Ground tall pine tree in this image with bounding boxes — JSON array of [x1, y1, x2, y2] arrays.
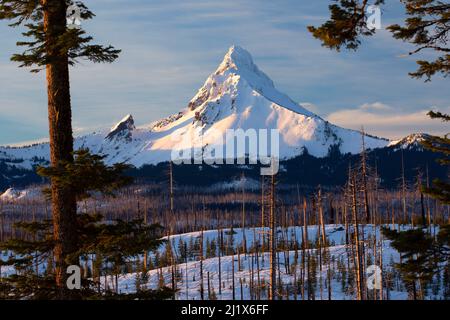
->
[[421, 111, 450, 204], [0, 0, 120, 298], [0, 149, 174, 300]]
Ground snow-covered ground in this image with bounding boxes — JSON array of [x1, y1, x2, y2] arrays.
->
[[112, 225, 444, 300], [117, 244, 407, 300], [0, 225, 443, 300], [1, 224, 445, 300]]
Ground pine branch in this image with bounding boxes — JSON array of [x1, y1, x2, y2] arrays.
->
[[1, 0, 121, 72], [310, 0, 449, 80], [307, 1, 385, 51], [428, 110, 450, 122]]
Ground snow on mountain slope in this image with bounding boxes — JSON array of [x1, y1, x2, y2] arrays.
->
[[105, 114, 135, 142], [0, 45, 389, 170], [387, 133, 431, 151], [0, 187, 42, 202]]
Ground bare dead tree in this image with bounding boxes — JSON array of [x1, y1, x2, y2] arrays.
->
[[361, 128, 371, 223], [269, 174, 277, 300], [350, 171, 364, 300], [169, 161, 174, 213], [416, 170, 427, 227], [200, 229, 204, 300], [302, 197, 308, 300], [232, 248, 236, 300], [242, 173, 247, 256], [401, 149, 408, 225]]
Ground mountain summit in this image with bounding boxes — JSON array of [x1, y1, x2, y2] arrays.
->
[[148, 45, 387, 162], [0, 46, 389, 169], [106, 114, 135, 142], [188, 45, 315, 118]]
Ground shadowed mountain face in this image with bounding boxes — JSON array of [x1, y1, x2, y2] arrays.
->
[[105, 114, 135, 142], [125, 140, 445, 189]]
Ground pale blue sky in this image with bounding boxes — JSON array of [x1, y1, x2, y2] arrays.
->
[[0, 0, 448, 144]]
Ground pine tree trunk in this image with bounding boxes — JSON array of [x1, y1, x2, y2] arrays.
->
[[218, 228, 222, 296], [250, 245, 254, 300], [237, 246, 241, 271], [43, 0, 78, 299], [207, 271, 211, 300], [232, 251, 236, 300], [426, 165, 432, 229], [169, 161, 174, 213], [361, 130, 371, 223], [200, 229, 205, 300], [141, 201, 148, 272], [185, 243, 189, 299], [256, 231, 261, 300], [261, 177, 265, 257], [351, 174, 364, 300], [242, 174, 247, 255], [344, 205, 349, 245], [302, 197, 308, 300], [269, 174, 277, 300], [318, 189, 326, 247], [412, 280, 417, 300], [418, 173, 427, 226], [401, 150, 407, 225], [379, 228, 384, 300]]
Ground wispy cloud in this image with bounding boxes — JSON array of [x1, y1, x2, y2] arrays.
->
[[326, 103, 450, 140]]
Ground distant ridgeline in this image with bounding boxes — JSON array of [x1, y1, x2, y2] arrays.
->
[[0, 160, 42, 191], [128, 146, 445, 188], [0, 143, 446, 192], [0, 147, 444, 193]]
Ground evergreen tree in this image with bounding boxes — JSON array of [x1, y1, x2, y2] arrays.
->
[[178, 239, 187, 263], [443, 264, 450, 299], [421, 111, 450, 204], [383, 111, 450, 299], [309, 0, 449, 80], [0, 0, 120, 298], [0, 149, 173, 300], [381, 228, 437, 299]]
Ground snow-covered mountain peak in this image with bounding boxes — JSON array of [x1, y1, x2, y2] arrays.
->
[[0, 46, 391, 171], [188, 45, 315, 118], [110, 114, 134, 132], [214, 45, 275, 90], [106, 114, 135, 142], [151, 46, 389, 160], [388, 133, 430, 150], [217, 45, 253, 71]]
